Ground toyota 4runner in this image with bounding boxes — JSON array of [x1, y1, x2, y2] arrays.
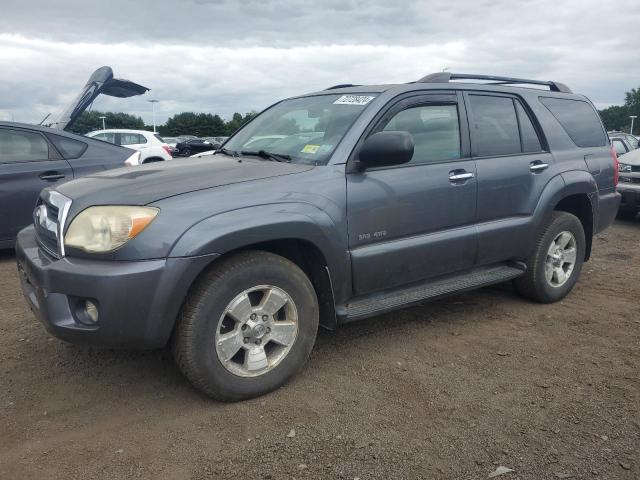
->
[[16, 73, 620, 400]]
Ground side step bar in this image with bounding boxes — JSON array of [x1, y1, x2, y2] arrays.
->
[[341, 264, 525, 322]]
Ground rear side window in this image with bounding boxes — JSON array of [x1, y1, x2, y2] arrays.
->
[[468, 95, 521, 156], [0, 129, 49, 163], [381, 104, 461, 164], [612, 138, 628, 156], [119, 133, 147, 145], [48, 134, 87, 159], [539, 97, 606, 147], [154, 134, 165, 143]]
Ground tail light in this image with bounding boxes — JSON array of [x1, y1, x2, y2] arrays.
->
[[162, 145, 173, 158], [611, 145, 619, 187]]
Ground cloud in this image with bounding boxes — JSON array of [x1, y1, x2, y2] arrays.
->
[[1, 0, 639, 124]]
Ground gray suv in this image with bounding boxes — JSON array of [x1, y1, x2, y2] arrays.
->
[[16, 73, 620, 401]]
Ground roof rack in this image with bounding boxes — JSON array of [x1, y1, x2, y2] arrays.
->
[[325, 83, 359, 90], [417, 72, 572, 93]]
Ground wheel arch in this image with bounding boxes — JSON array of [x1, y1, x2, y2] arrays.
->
[[553, 193, 594, 261]]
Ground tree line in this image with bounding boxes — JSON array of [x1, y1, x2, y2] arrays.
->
[[598, 86, 640, 134], [68, 110, 257, 137]]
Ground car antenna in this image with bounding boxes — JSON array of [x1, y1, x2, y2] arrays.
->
[[38, 113, 51, 126]]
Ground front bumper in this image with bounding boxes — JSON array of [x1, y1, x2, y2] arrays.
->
[[16, 226, 218, 348], [616, 181, 640, 212]]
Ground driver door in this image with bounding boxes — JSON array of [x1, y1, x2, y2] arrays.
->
[[346, 93, 478, 295]]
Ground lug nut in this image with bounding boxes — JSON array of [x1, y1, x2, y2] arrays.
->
[[242, 324, 248, 331], [267, 327, 271, 333], [262, 315, 268, 321], [250, 313, 257, 320], [243, 337, 249, 344], [255, 339, 261, 345]]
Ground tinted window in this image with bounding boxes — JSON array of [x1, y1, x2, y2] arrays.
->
[[0, 129, 49, 163], [515, 101, 543, 152], [469, 95, 521, 156], [120, 133, 146, 145], [381, 105, 461, 164], [92, 132, 116, 144], [154, 134, 165, 143], [48, 134, 87, 159], [612, 139, 628, 156], [540, 97, 606, 147]]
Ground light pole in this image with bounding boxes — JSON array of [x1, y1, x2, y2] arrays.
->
[[99, 116, 106, 130], [148, 100, 159, 133], [630, 115, 637, 135]]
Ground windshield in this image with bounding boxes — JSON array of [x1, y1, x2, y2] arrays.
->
[[223, 93, 377, 164]]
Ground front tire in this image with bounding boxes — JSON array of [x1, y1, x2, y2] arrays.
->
[[173, 251, 319, 401], [515, 211, 585, 303]]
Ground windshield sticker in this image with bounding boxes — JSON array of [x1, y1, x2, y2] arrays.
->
[[333, 95, 375, 106], [301, 144, 320, 154], [318, 144, 333, 154]]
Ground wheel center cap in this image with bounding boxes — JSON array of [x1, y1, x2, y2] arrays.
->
[[252, 323, 267, 339]]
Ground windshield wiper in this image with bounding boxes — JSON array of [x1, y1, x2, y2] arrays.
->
[[240, 150, 292, 162], [215, 147, 237, 157]]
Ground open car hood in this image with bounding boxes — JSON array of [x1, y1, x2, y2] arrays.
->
[[48, 66, 149, 131]]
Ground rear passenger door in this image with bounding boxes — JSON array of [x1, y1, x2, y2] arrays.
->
[[465, 92, 555, 265], [0, 127, 73, 243], [347, 93, 477, 295], [118, 133, 146, 150]]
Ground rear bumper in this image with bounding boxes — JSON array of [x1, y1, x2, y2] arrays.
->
[[595, 190, 621, 233], [16, 226, 218, 348], [616, 182, 640, 212]]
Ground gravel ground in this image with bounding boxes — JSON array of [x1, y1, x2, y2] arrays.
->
[[1, 220, 639, 480]]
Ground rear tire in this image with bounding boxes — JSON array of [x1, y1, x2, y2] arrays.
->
[[173, 251, 319, 401], [515, 211, 585, 303]]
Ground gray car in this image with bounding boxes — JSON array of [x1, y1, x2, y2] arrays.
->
[[616, 147, 640, 218], [16, 72, 620, 401]]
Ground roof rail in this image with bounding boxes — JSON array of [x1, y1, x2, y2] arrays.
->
[[417, 72, 572, 93], [325, 83, 359, 90]]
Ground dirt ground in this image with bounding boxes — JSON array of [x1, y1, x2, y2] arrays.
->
[[1, 220, 638, 480]]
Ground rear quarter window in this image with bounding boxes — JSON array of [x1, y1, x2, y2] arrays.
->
[[48, 134, 87, 159], [539, 97, 606, 148]]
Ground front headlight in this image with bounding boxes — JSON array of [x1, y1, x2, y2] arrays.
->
[[64, 206, 159, 253], [619, 163, 632, 173]]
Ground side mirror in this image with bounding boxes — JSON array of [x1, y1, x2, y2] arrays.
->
[[356, 131, 414, 170]]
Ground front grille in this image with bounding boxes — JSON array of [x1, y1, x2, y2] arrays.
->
[[33, 191, 72, 259]]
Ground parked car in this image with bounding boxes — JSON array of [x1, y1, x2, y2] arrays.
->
[[608, 131, 638, 149], [610, 135, 634, 157], [0, 66, 147, 249], [17, 72, 620, 401], [0, 122, 140, 249], [616, 147, 640, 219], [174, 138, 215, 156], [86, 129, 172, 163]]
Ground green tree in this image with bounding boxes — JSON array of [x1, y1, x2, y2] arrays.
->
[[599, 86, 640, 133], [67, 110, 146, 134], [160, 112, 228, 136]]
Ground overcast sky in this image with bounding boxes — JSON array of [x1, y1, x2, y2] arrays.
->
[[1, 0, 639, 125]]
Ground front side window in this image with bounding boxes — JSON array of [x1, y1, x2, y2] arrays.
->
[[0, 129, 49, 163], [380, 104, 461, 164], [224, 93, 378, 165], [92, 132, 116, 144], [468, 95, 521, 156]]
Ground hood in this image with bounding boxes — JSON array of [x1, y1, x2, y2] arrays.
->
[[49, 66, 149, 131], [54, 156, 315, 211], [619, 148, 640, 166]]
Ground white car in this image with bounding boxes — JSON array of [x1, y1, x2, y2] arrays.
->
[[86, 129, 173, 164]]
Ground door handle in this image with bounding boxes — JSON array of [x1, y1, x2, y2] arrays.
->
[[529, 161, 549, 173], [449, 171, 474, 182], [39, 172, 65, 181]]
